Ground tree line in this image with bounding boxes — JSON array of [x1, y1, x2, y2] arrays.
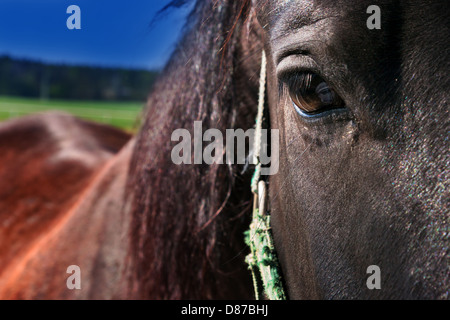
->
[[0, 55, 159, 101]]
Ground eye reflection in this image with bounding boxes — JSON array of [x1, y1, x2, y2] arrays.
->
[[287, 73, 345, 117], [315, 82, 334, 105]]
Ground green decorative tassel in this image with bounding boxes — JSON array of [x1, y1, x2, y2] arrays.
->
[[245, 208, 286, 300]]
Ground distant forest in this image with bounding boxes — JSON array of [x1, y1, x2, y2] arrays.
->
[[0, 56, 159, 101]]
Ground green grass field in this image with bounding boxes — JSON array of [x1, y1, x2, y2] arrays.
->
[[0, 96, 144, 131]]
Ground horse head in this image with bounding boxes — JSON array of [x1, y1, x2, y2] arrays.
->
[[253, 0, 448, 299], [129, 0, 448, 299]]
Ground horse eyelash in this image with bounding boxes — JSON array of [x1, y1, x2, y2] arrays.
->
[[278, 72, 313, 99]]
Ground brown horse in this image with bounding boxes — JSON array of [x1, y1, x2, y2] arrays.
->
[[0, 112, 132, 298], [0, 0, 448, 299]]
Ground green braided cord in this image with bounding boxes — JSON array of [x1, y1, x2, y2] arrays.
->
[[245, 208, 287, 300], [246, 255, 261, 300], [246, 49, 286, 300]]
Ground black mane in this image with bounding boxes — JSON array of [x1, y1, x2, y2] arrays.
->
[[127, 0, 261, 299]]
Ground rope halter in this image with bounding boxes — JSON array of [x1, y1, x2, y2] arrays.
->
[[244, 50, 287, 300]]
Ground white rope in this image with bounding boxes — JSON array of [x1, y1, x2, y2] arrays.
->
[[251, 50, 267, 193], [253, 50, 267, 164]]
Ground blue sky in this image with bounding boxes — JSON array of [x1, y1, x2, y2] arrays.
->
[[0, 0, 192, 70]]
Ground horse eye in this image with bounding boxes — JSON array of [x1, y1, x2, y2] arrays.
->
[[287, 73, 345, 117]]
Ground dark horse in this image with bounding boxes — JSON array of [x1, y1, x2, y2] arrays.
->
[[0, 0, 448, 299]]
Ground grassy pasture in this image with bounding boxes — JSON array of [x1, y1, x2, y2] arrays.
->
[[0, 96, 144, 131]]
